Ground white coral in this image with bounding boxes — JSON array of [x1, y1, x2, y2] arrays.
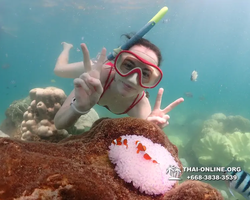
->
[[21, 87, 68, 142]]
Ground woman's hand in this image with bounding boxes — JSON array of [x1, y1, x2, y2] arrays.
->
[[73, 43, 106, 112], [147, 88, 184, 128]]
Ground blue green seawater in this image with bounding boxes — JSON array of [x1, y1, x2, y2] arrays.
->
[[0, 0, 250, 199]]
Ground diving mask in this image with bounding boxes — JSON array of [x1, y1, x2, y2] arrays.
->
[[114, 50, 163, 88]]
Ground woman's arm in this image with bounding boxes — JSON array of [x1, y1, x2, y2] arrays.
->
[[54, 90, 83, 129], [54, 64, 112, 130]]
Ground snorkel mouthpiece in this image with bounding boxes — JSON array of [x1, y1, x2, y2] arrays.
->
[[107, 6, 168, 61]]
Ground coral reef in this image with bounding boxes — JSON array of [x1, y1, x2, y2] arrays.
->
[[202, 113, 250, 134], [163, 180, 223, 200], [192, 130, 236, 166], [5, 96, 31, 127], [0, 117, 223, 200], [192, 113, 250, 169], [20, 87, 69, 142], [0, 97, 30, 137], [226, 132, 250, 171], [168, 135, 185, 152], [0, 87, 100, 142]]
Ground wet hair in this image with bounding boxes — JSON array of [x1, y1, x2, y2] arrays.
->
[[122, 33, 163, 67]]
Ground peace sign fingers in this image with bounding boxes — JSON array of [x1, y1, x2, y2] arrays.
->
[[153, 88, 164, 111], [96, 47, 107, 71], [81, 43, 92, 72], [162, 98, 184, 114], [147, 88, 184, 129], [81, 44, 107, 80], [153, 88, 184, 114], [89, 47, 107, 79]]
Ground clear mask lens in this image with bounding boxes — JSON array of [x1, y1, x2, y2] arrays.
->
[[115, 52, 162, 88]]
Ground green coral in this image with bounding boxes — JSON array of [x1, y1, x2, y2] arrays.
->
[[192, 113, 250, 169], [223, 116, 250, 133], [192, 130, 237, 166], [226, 132, 250, 171], [5, 97, 31, 127], [203, 119, 224, 133], [168, 135, 185, 150], [203, 113, 250, 134]]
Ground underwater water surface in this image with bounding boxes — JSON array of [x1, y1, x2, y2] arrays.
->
[[0, 0, 250, 199]]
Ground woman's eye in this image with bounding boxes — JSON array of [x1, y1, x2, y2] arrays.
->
[[143, 72, 150, 78], [124, 63, 134, 69]]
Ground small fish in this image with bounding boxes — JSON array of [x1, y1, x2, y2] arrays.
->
[[81, 36, 84, 40], [10, 80, 16, 84], [51, 79, 56, 83], [135, 141, 158, 164], [1, 64, 10, 69], [135, 141, 146, 153], [76, 48, 80, 52], [191, 70, 198, 81], [199, 95, 205, 101], [225, 170, 250, 200], [162, 18, 170, 23], [184, 92, 193, 98], [112, 137, 128, 148], [143, 153, 158, 164]]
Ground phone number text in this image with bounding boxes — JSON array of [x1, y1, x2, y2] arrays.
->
[[186, 175, 237, 181]]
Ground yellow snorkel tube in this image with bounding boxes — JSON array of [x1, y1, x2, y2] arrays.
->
[[107, 6, 168, 60]]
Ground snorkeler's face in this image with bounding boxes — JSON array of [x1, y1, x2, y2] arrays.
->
[[114, 46, 161, 97], [114, 72, 145, 97], [114, 46, 162, 89]]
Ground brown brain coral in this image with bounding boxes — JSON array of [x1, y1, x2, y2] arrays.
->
[[0, 117, 223, 200]]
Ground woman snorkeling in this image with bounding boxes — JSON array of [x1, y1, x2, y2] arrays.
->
[[54, 35, 184, 130]]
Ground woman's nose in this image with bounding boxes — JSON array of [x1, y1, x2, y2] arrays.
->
[[126, 73, 139, 85]]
